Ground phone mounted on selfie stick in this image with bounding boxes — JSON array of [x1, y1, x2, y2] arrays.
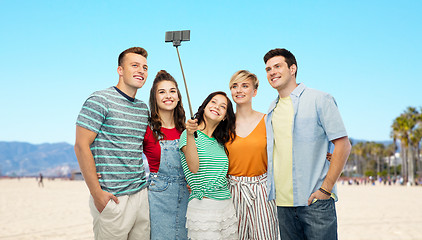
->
[[165, 30, 197, 138]]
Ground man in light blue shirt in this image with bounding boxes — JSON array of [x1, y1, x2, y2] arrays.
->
[[264, 48, 351, 240]]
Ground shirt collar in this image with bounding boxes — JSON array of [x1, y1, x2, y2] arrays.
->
[[291, 83, 306, 98], [268, 83, 307, 114], [113, 86, 135, 102]]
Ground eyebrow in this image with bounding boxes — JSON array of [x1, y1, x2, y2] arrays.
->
[[130, 62, 148, 67], [212, 97, 227, 103], [157, 87, 177, 91], [267, 62, 281, 67], [232, 81, 250, 86]]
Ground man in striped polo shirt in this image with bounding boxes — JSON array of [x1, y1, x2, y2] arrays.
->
[[74, 47, 150, 240]]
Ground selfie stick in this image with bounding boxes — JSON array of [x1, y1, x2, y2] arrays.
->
[[165, 30, 197, 137]]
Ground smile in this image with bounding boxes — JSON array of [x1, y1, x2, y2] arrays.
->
[[134, 75, 144, 81], [210, 110, 220, 116]]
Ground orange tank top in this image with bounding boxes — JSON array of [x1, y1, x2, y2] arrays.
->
[[226, 116, 267, 177]]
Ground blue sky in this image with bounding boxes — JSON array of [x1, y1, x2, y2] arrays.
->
[[1, 0, 421, 144]]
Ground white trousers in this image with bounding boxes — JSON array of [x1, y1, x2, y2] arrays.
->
[[89, 188, 150, 240]]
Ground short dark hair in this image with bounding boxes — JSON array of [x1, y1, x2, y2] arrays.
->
[[118, 47, 148, 66], [263, 48, 298, 77]]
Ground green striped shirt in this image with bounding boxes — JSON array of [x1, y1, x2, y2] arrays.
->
[[76, 87, 149, 196], [179, 130, 231, 201]]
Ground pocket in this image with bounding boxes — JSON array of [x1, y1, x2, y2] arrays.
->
[[309, 198, 334, 211], [148, 178, 170, 192], [160, 140, 183, 171], [99, 199, 115, 215], [89, 196, 115, 215], [162, 149, 183, 170]]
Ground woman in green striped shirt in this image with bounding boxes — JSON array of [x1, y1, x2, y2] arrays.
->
[[179, 91, 238, 240]]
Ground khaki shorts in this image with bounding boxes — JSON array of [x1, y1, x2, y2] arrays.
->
[[89, 188, 150, 240]]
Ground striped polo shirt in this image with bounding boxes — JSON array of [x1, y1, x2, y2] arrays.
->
[[179, 130, 231, 201], [76, 87, 149, 196]]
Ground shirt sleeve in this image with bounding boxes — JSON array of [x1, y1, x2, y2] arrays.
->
[[143, 127, 154, 158], [317, 94, 348, 141], [142, 127, 161, 172], [179, 130, 187, 150], [76, 95, 108, 133]]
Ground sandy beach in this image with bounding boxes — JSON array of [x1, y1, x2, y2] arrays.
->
[[0, 178, 421, 240]]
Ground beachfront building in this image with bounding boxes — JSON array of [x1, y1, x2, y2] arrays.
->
[[383, 152, 402, 167]]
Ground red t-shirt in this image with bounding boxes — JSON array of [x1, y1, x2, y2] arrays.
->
[[143, 127, 182, 172]]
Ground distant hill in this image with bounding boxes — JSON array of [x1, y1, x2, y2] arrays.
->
[[349, 138, 393, 145], [0, 139, 393, 177], [0, 141, 79, 177]]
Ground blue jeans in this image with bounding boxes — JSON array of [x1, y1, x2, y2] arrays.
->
[[277, 198, 337, 240], [148, 140, 189, 240]]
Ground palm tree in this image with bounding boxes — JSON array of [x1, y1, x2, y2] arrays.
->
[[362, 142, 376, 177], [384, 143, 396, 180], [404, 107, 420, 185], [391, 107, 422, 185], [392, 114, 408, 182], [374, 143, 385, 177], [409, 113, 422, 181], [412, 126, 422, 176], [351, 142, 365, 176]]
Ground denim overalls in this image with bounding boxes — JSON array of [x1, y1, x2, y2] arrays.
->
[[148, 139, 189, 240]]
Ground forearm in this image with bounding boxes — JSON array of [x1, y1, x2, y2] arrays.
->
[[322, 137, 351, 191], [74, 143, 102, 196], [183, 134, 200, 173]]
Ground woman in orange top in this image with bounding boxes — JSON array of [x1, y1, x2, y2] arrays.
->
[[226, 70, 279, 239]]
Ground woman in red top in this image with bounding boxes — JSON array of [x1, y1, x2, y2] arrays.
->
[[143, 70, 189, 240]]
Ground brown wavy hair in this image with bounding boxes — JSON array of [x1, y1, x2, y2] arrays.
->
[[148, 70, 186, 141], [194, 91, 236, 151]]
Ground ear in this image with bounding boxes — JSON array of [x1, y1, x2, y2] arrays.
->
[[253, 88, 258, 97], [117, 66, 123, 76], [290, 64, 297, 77]]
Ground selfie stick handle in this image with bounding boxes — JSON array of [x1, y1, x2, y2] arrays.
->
[[176, 46, 197, 138]]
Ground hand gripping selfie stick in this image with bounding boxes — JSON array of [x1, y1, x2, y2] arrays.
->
[[165, 30, 197, 137]]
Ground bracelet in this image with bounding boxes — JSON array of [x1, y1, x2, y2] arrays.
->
[[319, 187, 331, 196]]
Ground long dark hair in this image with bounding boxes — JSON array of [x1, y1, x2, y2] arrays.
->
[[194, 91, 236, 148], [149, 70, 186, 141]]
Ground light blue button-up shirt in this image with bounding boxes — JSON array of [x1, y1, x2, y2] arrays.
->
[[266, 83, 347, 206]]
